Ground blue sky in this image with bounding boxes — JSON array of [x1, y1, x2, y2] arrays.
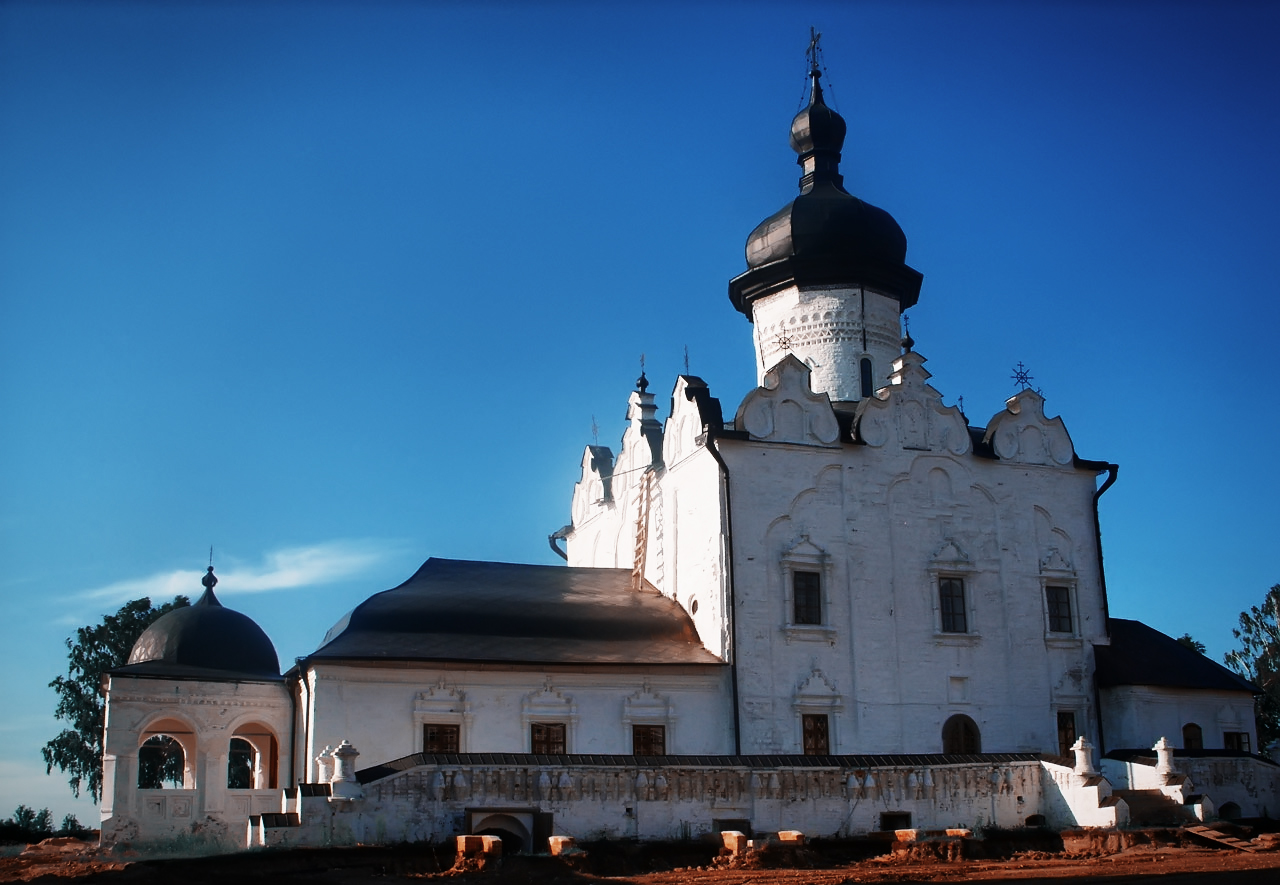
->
[[2, 2, 1278, 822]]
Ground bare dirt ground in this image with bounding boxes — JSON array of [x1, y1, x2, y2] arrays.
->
[[4, 836, 1280, 885]]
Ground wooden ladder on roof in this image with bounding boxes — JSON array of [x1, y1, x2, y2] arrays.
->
[[632, 469, 654, 593]]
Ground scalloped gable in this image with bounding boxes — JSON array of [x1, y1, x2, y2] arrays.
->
[[853, 350, 970, 454], [664, 375, 723, 464], [734, 354, 840, 447], [569, 444, 614, 526], [981, 389, 1075, 466]]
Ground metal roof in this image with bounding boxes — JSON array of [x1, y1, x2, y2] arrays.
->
[[307, 558, 723, 667], [1095, 618, 1256, 693], [117, 585, 280, 680]]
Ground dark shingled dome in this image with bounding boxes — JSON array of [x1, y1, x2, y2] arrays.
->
[[729, 68, 922, 315], [126, 580, 280, 678]]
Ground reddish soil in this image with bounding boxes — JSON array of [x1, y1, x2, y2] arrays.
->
[[3, 836, 1279, 885]]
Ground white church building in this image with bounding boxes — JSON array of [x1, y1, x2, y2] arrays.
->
[[99, 61, 1273, 852]]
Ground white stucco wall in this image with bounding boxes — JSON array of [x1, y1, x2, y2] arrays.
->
[[100, 673, 292, 847], [302, 664, 732, 780], [750, 285, 902, 403], [1099, 685, 1258, 752]]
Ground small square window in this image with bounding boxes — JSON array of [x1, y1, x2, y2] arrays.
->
[[1056, 711, 1077, 757], [1046, 585, 1073, 633], [939, 577, 967, 633], [1224, 731, 1251, 753], [530, 722, 566, 754], [793, 570, 822, 625], [802, 713, 829, 755], [632, 724, 666, 756], [423, 724, 459, 753]]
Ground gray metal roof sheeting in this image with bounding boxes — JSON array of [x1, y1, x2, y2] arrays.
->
[[307, 558, 723, 666]]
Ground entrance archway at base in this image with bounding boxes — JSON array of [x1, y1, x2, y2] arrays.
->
[[471, 812, 531, 855]]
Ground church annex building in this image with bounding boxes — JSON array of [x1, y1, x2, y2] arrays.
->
[[99, 61, 1275, 852]]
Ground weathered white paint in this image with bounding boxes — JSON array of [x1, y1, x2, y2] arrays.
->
[[100, 673, 291, 847], [1100, 685, 1258, 752]]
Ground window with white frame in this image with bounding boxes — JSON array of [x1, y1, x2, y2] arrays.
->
[[780, 535, 835, 642], [1039, 548, 1079, 641], [938, 577, 968, 633], [413, 681, 471, 753], [928, 540, 978, 640]]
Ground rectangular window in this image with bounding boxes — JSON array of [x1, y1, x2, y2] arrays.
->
[[1047, 585, 1073, 633], [530, 722, 566, 754], [1056, 711, 1077, 757], [939, 577, 967, 633], [793, 570, 822, 625], [802, 713, 830, 755], [1224, 731, 1251, 753], [423, 723, 459, 753], [632, 724, 666, 755]]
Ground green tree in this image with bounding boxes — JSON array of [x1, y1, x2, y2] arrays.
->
[[42, 595, 189, 801], [1176, 633, 1207, 654], [1224, 584, 1280, 757], [58, 813, 84, 836]]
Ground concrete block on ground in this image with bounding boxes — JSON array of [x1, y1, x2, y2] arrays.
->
[[548, 835, 576, 856], [777, 830, 805, 844], [721, 830, 748, 854]]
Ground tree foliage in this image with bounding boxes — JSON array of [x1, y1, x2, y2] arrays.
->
[[1176, 633, 1207, 654], [1224, 583, 1280, 756], [42, 595, 189, 801], [0, 805, 53, 844]]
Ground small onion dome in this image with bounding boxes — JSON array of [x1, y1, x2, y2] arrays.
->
[[728, 68, 923, 315], [125, 568, 280, 678]]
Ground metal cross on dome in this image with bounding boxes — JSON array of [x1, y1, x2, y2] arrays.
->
[[1011, 361, 1035, 390], [807, 27, 822, 71], [775, 332, 793, 351]]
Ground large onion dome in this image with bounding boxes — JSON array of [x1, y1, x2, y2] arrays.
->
[[728, 66, 923, 315], [122, 567, 280, 679]]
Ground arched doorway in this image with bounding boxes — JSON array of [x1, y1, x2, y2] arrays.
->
[[942, 714, 981, 754], [472, 813, 532, 855]]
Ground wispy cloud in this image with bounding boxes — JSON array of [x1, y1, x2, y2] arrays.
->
[[74, 539, 405, 605]]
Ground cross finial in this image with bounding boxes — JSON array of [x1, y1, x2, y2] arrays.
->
[[1011, 361, 1035, 390], [591, 415, 599, 445], [807, 26, 822, 73], [683, 344, 690, 375]]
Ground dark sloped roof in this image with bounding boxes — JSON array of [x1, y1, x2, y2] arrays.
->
[[308, 558, 722, 666], [1095, 618, 1255, 693], [116, 585, 281, 681]]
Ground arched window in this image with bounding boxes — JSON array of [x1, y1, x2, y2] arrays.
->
[[137, 735, 185, 789], [1182, 722, 1203, 750], [860, 358, 874, 399], [942, 714, 981, 755], [228, 738, 254, 789], [229, 723, 279, 789]]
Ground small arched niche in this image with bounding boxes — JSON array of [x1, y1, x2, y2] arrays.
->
[[1182, 722, 1204, 750]]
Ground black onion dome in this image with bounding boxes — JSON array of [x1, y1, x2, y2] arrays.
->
[[124, 569, 280, 678], [729, 68, 922, 315]]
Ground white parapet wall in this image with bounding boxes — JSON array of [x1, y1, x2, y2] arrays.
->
[[1101, 753, 1280, 820], [261, 755, 1142, 850]]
